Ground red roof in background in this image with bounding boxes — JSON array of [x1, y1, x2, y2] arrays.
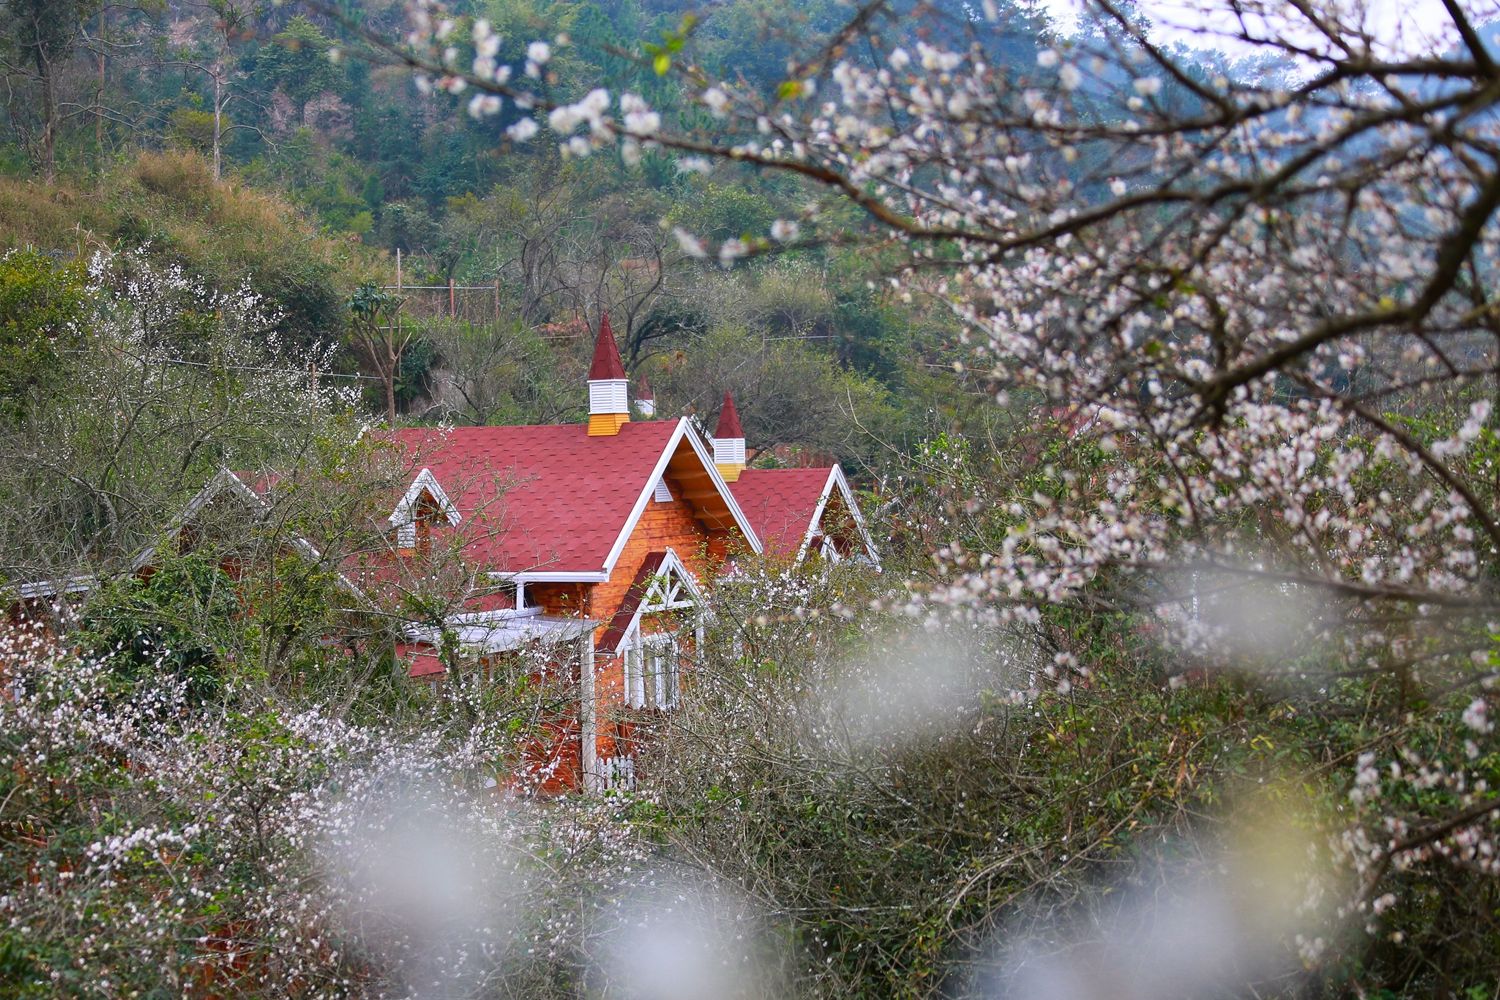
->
[[391, 421, 681, 575], [339, 546, 518, 611], [238, 471, 285, 496], [220, 468, 513, 613], [714, 391, 744, 438], [396, 643, 445, 678], [731, 467, 832, 558], [588, 314, 627, 381], [636, 372, 654, 401]]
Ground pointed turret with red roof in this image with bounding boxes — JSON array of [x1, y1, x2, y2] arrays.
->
[[713, 390, 746, 481], [587, 313, 630, 436], [634, 372, 656, 418]]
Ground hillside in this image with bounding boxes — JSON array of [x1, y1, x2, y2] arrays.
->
[[0, 150, 387, 346]]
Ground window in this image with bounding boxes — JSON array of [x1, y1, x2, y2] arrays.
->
[[621, 551, 697, 709], [625, 634, 678, 709], [818, 534, 843, 563], [646, 637, 678, 709]]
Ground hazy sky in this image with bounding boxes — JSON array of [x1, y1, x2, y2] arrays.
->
[[1036, 0, 1500, 57]]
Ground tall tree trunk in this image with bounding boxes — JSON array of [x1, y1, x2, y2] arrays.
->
[[35, 48, 55, 183], [94, 8, 104, 185], [212, 70, 223, 182]]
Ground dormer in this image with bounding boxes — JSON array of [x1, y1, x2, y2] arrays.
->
[[587, 313, 630, 436], [390, 468, 461, 555], [712, 391, 746, 482]]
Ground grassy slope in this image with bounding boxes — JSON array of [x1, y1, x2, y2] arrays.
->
[[0, 151, 389, 344]]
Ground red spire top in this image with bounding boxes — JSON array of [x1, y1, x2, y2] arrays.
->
[[636, 372, 654, 400], [588, 313, 627, 381], [715, 391, 744, 438]]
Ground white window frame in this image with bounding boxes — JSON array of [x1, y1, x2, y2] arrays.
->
[[624, 629, 683, 709], [620, 550, 699, 709]]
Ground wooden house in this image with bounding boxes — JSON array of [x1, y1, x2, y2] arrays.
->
[[148, 316, 878, 792]]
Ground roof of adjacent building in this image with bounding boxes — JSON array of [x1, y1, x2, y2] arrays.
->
[[731, 467, 837, 559], [399, 614, 595, 677]]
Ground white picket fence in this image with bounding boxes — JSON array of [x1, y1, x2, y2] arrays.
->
[[601, 754, 637, 791]]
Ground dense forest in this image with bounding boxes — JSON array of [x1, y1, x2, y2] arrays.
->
[[5, 1, 1500, 997], [0, 0, 1006, 493]]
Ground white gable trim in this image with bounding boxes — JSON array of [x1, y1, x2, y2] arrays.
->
[[618, 548, 702, 709], [389, 467, 462, 547], [390, 468, 462, 528], [794, 465, 880, 567], [133, 468, 267, 572], [619, 548, 703, 644], [641, 547, 702, 612], [598, 418, 763, 577], [135, 467, 373, 604]]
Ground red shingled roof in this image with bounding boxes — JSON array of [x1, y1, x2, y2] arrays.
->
[[715, 391, 744, 438], [391, 421, 683, 575], [731, 467, 833, 558], [588, 314, 627, 381]]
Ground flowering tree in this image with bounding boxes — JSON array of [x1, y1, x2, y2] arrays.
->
[[0, 245, 358, 583], [0, 635, 656, 996], [309, 0, 1500, 990]]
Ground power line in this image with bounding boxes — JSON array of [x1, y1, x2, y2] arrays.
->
[[62, 349, 386, 382]]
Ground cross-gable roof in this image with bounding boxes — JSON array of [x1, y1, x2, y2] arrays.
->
[[733, 465, 878, 564], [389, 417, 760, 581]]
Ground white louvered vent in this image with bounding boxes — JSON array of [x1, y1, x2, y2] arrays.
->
[[654, 477, 672, 503], [589, 379, 629, 414], [713, 437, 746, 465]]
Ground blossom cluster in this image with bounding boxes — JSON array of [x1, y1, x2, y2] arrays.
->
[[0, 638, 651, 994]]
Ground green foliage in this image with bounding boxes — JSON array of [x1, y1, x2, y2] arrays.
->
[[1, 0, 101, 65], [81, 552, 239, 704], [0, 249, 89, 423], [0, 150, 388, 349], [666, 182, 777, 242], [116, 150, 385, 345], [252, 15, 345, 109], [166, 105, 218, 156]]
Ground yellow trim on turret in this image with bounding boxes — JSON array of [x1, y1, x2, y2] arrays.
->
[[588, 411, 631, 436], [715, 462, 744, 482]]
